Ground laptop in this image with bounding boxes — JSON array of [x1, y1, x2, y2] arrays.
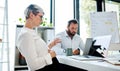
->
[[83, 38, 93, 56], [69, 38, 102, 60], [79, 38, 100, 58], [69, 35, 112, 60]]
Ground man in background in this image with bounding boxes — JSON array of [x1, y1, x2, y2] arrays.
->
[[52, 19, 85, 55]]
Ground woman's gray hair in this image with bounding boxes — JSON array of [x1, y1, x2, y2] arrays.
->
[[24, 4, 44, 19]]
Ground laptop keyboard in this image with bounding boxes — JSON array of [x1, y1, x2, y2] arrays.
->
[[82, 55, 90, 58], [69, 55, 103, 61]]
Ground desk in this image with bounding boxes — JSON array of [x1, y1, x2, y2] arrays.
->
[[57, 55, 120, 71]]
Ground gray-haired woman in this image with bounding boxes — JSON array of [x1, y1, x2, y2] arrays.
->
[[16, 4, 61, 71]]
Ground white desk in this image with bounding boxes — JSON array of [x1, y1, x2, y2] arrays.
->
[[57, 55, 120, 71]]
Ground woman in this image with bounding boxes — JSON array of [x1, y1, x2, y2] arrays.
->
[[16, 4, 61, 71]]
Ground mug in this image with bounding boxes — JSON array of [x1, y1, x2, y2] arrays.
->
[[63, 48, 72, 56]]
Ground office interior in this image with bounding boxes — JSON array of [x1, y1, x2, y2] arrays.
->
[[0, 0, 120, 71]]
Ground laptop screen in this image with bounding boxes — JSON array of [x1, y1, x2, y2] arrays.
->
[[83, 38, 93, 55]]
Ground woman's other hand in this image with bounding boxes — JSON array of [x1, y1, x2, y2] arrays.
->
[[49, 50, 56, 58]]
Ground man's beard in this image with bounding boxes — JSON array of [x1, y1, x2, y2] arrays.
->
[[67, 30, 76, 37]]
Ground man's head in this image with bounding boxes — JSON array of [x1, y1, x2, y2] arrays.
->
[[67, 19, 78, 36]]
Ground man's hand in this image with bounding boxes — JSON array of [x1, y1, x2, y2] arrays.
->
[[72, 49, 80, 55]]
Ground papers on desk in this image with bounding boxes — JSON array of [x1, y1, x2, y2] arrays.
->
[[103, 54, 120, 66], [103, 58, 120, 66], [69, 55, 120, 66], [69, 55, 103, 61]]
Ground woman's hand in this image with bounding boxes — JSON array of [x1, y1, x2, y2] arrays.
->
[[54, 38, 61, 45], [48, 38, 61, 49], [49, 50, 56, 58]]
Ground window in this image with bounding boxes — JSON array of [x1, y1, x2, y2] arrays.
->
[[55, 0, 74, 35], [80, 0, 96, 42], [0, 0, 9, 71], [8, 0, 50, 24]]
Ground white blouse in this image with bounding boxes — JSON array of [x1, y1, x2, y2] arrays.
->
[[16, 27, 52, 71]]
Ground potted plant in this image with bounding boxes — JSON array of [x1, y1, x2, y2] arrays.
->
[[18, 17, 53, 27]]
